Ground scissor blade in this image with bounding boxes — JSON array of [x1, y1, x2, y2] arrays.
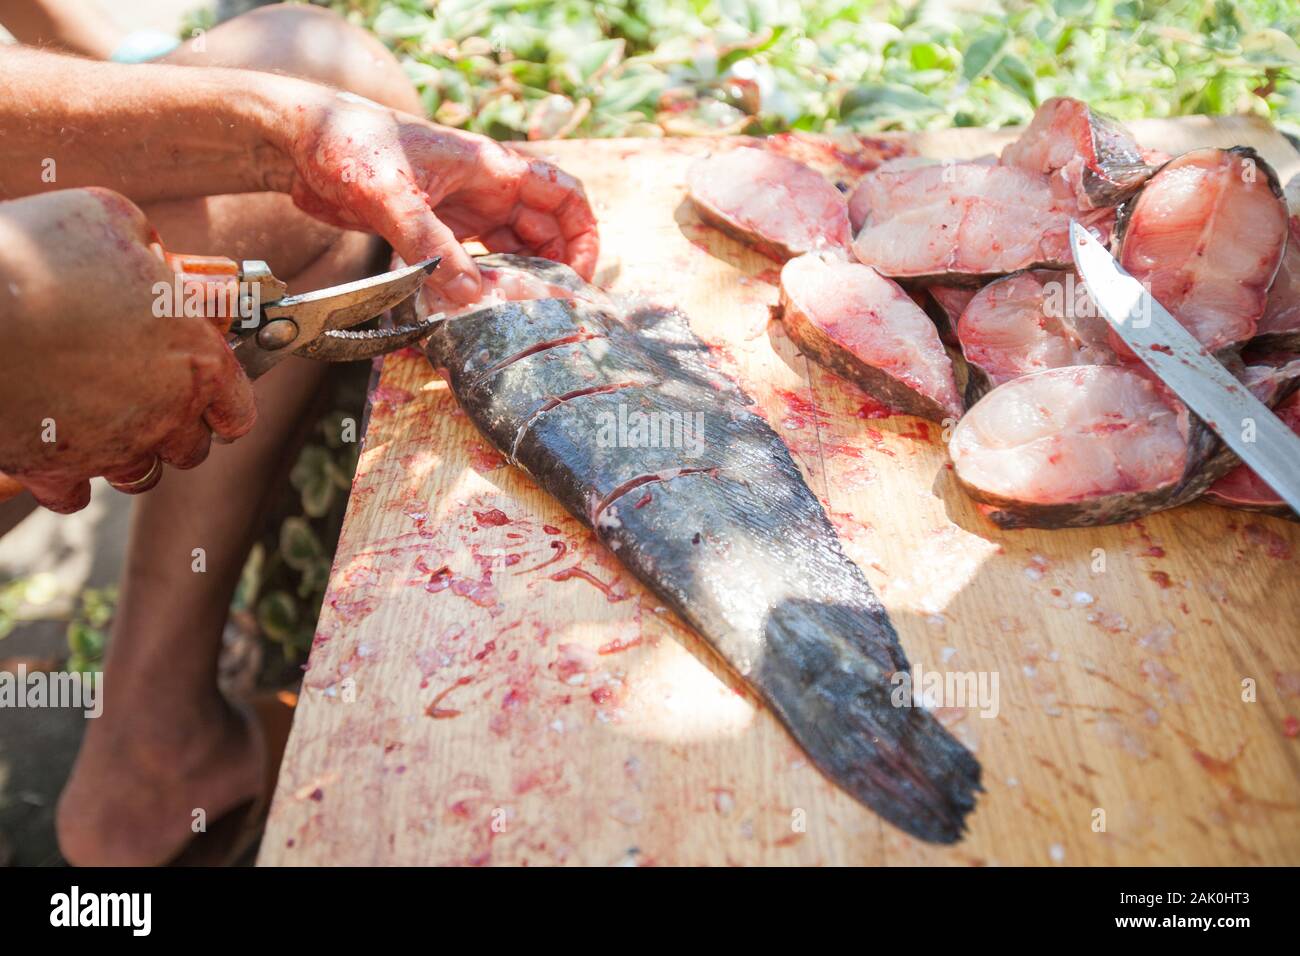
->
[[1070, 221, 1300, 514], [232, 257, 438, 378], [267, 256, 440, 335]]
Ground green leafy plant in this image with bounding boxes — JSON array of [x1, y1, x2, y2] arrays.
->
[[66, 587, 116, 673], [330, 0, 1300, 138]]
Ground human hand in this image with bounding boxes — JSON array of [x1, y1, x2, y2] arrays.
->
[[272, 92, 599, 304], [0, 188, 256, 512]]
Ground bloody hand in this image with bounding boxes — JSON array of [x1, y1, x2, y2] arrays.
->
[[273, 92, 600, 304], [0, 188, 256, 513]]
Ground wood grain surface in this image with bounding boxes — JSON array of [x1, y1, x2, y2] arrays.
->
[[259, 117, 1300, 866]]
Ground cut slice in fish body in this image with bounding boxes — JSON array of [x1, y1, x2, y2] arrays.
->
[[687, 147, 852, 262], [956, 269, 1116, 402], [850, 162, 1086, 282], [779, 253, 963, 422], [425, 256, 980, 843], [1116, 147, 1288, 355], [949, 365, 1230, 529], [1000, 96, 1153, 209]]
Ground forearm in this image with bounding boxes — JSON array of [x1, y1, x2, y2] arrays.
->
[[0, 46, 324, 202], [0, 0, 123, 58]]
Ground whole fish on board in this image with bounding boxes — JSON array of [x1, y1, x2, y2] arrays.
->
[[425, 255, 981, 843]]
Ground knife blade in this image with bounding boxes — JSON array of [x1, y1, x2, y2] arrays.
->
[[1070, 221, 1300, 515]]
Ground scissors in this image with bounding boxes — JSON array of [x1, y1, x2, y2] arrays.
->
[[162, 251, 442, 379]]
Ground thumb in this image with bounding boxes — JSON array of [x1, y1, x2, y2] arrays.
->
[[367, 191, 481, 305]]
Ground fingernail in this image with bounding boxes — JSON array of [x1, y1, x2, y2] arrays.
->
[[444, 273, 481, 305]]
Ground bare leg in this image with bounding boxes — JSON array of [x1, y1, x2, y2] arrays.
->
[[56, 4, 419, 866]]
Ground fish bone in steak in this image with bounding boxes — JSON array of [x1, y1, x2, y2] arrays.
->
[[1116, 147, 1288, 355], [949, 365, 1234, 529], [424, 256, 980, 843], [779, 253, 963, 422], [850, 162, 1087, 282], [1000, 96, 1154, 209], [955, 269, 1116, 403], [687, 147, 852, 262]]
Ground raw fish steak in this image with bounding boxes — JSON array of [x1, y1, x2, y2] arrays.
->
[[424, 257, 981, 843], [1203, 358, 1300, 519], [1254, 219, 1300, 351], [850, 162, 1084, 281], [1000, 96, 1153, 209], [1116, 147, 1288, 354], [779, 252, 963, 421], [949, 365, 1230, 529], [956, 269, 1115, 402], [687, 147, 852, 262]]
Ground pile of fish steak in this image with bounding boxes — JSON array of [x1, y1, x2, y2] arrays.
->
[[687, 99, 1298, 526]]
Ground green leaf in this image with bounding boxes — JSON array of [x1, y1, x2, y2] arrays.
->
[[841, 83, 939, 126], [279, 517, 324, 572], [993, 53, 1038, 105], [962, 28, 1007, 81], [564, 37, 624, 84], [291, 445, 336, 519], [256, 591, 298, 644], [1241, 29, 1300, 69], [371, 6, 432, 42], [910, 41, 943, 71], [598, 72, 665, 114]]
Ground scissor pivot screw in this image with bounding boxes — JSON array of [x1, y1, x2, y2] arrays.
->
[[257, 318, 299, 350]]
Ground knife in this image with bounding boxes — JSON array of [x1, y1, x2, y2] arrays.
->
[[1070, 221, 1300, 514]]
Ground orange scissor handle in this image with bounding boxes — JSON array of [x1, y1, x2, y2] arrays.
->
[[0, 472, 24, 505]]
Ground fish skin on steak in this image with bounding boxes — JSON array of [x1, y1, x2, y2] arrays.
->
[[1000, 96, 1154, 209], [424, 257, 981, 843], [949, 365, 1233, 529], [687, 147, 852, 262], [849, 162, 1087, 282], [1115, 147, 1288, 355], [779, 252, 963, 422]]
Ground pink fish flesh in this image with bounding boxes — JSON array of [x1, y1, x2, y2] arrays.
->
[[687, 147, 852, 262], [779, 253, 963, 422], [1116, 147, 1288, 354]]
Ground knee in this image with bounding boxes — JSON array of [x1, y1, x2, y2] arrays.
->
[[191, 3, 422, 114]]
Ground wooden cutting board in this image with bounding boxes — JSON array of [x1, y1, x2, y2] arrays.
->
[[259, 117, 1300, 867]]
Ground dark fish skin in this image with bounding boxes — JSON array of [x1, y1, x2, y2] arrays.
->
[[1074, 108, 1154, 207], [425, 263, 981, 843]]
